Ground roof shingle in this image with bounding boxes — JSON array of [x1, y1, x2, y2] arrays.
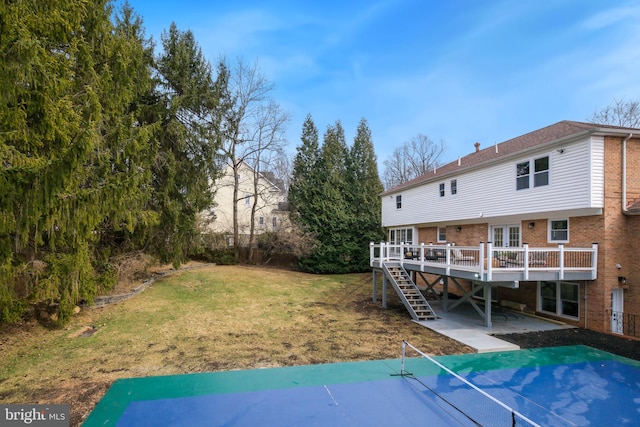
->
[[383, 120, 640, 195]]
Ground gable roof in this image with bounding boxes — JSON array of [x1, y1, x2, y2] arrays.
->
[[383, 120, 640, 195]]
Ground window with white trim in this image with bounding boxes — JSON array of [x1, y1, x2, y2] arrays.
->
[[539, 281, 579, 319], [439, 183, 445, 197], [451, 179, 457, 195], [549, 219, 568, 242], [534, 156, 549, 187], [395, 195, 402, 209], [516, 155, 549, 190], [272, 217, 277, 228], [437, 227, 446, 243]]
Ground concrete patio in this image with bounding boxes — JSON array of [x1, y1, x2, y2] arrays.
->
[[415, 299, 574, 353]]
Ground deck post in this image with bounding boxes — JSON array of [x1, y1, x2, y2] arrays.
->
[[484, 283, 492, 328], [558, 244, 565, 280], [479, 242, 485, 279], [487, 242, 493, 281], [382, 274, 387, 309], [369, 241, 374, 267], [443, 276, 449, 311], [372, 270, 378, 303], [523, 243, 529, 280]]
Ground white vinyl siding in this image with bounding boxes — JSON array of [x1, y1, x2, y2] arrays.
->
[[589, 136, 605, 207], [382, 136, 604, 228]]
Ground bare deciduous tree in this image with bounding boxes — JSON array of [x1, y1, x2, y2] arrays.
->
[[588, 98, 640, 128], [218, 58, 290, 260], [382, 134, 445, 189]]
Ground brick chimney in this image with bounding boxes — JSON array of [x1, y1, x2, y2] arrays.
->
[[474, 142, 481, 152]]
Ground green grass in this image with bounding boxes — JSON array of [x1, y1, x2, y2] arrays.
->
[[0, 265, 470, 426]]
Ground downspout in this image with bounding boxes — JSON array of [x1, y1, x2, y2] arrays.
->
[[622, 133, 633, 213], [584, 282, 588, 328]]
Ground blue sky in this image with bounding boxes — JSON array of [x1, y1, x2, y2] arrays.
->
[[120, 0, 640, 166]]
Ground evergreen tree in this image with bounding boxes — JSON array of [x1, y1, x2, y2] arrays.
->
[[347, 119, 384, 271], [0, 0, 158, 322], [299, 121, 354, 273], [289, 114, 320, 226], [146, 23, 224, 266]]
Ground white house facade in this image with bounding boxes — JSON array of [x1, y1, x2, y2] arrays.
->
[[202, 162, 288, 244]]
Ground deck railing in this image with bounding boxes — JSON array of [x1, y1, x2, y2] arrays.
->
[[370, 241, 598, 281]]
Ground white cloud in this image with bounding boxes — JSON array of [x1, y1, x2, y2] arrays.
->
[[581, 5, 640, 30]]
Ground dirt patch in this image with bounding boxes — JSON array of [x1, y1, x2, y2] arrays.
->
[[27, 381, 112, 427], [494, 328, 640, 361]]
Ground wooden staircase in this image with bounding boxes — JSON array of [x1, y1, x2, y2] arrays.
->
[[383, 262, 437, 321]]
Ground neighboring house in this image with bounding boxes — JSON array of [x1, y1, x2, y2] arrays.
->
[[372, 120, 640, 336], [201, 162, 288, 245]]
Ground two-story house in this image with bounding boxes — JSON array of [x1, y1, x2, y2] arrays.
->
[[201, 161, 288, 246], [371, 120, 640, 336]]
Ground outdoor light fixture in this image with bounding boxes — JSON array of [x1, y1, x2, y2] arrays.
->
[[618, 276, 627, 285], [456, 226, 462, 232], [528, 222, 535, 229]]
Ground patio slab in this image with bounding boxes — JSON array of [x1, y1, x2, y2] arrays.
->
[[415, 300, 574, 353]]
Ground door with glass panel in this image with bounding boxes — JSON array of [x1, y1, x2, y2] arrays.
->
[[389, 228, 413, 258], [491, 225, 521, 264], [611, 289, 624, 334], [491, 225, 520, 248]]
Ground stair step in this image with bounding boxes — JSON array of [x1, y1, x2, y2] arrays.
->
[[383, 262, 436, 322]]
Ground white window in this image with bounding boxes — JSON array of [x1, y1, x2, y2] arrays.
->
[[272, 217, 277, 228], [439, 183, 445, 197], [534, 156, 549, 187], [451, 179, 457, 195], [549, 219, 568, 242], [437, 227, 446, 243], [244, 194, 251, 206], [539, 281, 579, 319], [517, 155, 549, 190], [395, 195, 402, 209], [259, 216, 264, 226], [516, 161, 530, 190]]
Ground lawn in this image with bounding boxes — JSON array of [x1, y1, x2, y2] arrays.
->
[[0, 265, 471, 426]]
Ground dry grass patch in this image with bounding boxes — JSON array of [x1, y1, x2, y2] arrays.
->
[[0, 265, 471, 426]]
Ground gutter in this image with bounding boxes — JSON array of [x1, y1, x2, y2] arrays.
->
[[622, 133, 633, 213]]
